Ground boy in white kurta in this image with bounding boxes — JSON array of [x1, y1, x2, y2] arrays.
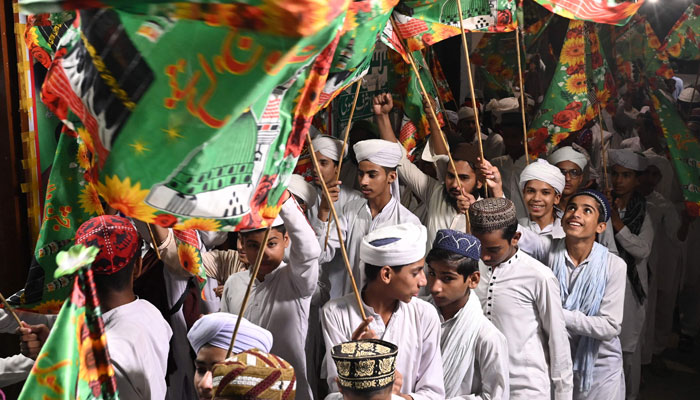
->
[[220, 195, 320, 400], [425, 229, 510, 400], [322, 223, 445, 400], [518, 190, 626, 399], [469, 198, 573, 400], [312, 139, 420, 297]]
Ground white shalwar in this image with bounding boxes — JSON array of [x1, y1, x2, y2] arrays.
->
[[311, 192, 420, 297], [103, 299, 172, 400], [474, 249, 573, 400], [321, 294, 445, 400], [426, 296, 510, 400], [220, 199, 320, 400]]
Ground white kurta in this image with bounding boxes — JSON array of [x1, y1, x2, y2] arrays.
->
[[0, 354, 34, 388], [311, 193, 420, 297], [474, 249, 573, 400], [220, 199, 320, 400], [321, 294, 445, 400], [103, 299, 172, 400], [426, 297, 510, 400]]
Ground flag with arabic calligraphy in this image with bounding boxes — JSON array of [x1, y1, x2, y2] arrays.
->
[[527, 20, 612, 156], [649, 90, 700, 216], [391, 0, 517, 52], [662, 4, 700, 61], [532, 0, 644, 26], [19, 245, 118, 400], [18, 0, 350, 232]]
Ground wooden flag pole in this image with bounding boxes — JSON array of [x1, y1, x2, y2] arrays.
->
[[0, 291, 22, 327], [597, 104, 610, 193], [307, 133, 367, 320], [226, 226, 272, 359], [390, 17, 472, 232], [146, 223, 161, 260], [454, 0, 488, 198], [323, 80, 363, 250], [515, 27, 530, 165]]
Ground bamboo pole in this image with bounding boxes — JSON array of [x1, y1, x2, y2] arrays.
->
[[0, 292, 22, 327], [515, 27, 530, 165], [226, 226, 271, 358], [390, 17, 472, 232], [146, 223, 161, 260], [597, 104, 610, 193], [323, 80, 363, 250], [307, 133, 367, 320]]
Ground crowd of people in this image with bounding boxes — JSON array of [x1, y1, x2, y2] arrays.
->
[[1, 80, 699, 400]]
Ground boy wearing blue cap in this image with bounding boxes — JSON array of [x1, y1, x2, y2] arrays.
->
[[425, 229, 510, 400], [517, 189, 627, 399]]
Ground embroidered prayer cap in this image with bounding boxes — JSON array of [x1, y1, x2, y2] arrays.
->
[[360, 223, 427, 267], [608, 149, 649, 172], [468, 198, 517, 232], [548, 146, 588, 170], [311, 135, 346, 162], [432, 229, 481, 261], [188, 313, 273, 355], [569, 189, 611, 222], [518, 159, 566, 194], [458, 106, 475, 120], [287, 175, 316, 206], [75, 215, 140, 275], [331, 339, 398, 393], [212, 348, 295, 400], [353, 139, 402, 168]]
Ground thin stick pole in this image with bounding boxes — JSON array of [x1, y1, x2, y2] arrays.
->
[[515, 27, 530, 164], [146, 223, 161, 260], [391, 17, 472, 232], [226, 226, 271, 358], [324, 81, 363, 250], [0, 292, 22, 327], [597, 104, 610, 193], [454, 1, 487, 197], [307, 133, 367, 320]]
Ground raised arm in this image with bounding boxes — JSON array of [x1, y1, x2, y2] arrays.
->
[[281, 195, 321, 297]]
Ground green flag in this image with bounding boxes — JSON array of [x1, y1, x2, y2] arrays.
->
[[531, 0, 643, 26], [662, 4, 700, 61], [19, 245, 119, 400]]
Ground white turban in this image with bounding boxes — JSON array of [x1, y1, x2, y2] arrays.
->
[[518, 159, 566, 194], [187, 313, 273, 355], [487, 97, 520, 124], [312, 135, 346, 162], [679, 87, 700, 103], [287, 174, 316, 206], [548, 146, 588, 170], [360, 223, 427, 267], [608, 149, 649, 171], [458, 106, 475, 120], [445, 110, 459, 127], [353, 139, 402, 168]]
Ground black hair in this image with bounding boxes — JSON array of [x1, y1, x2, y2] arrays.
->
[[426, 248, 479, 280], [364, 263, 408, 283], [239, 225, 287, 239], [94, 257, 137, 295], [472, 220, 519, 241]]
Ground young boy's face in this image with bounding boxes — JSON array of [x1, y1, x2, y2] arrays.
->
[[427, 260, 479, 308], [241, 228, 289, 277], [384, 259, 427, 303], [523, 179, 560, 220], [556, 160, 584, 196], [313, 151, 338, 186], [473, 229, 520, 267], [194, 345, 228, 400], [562, 195, 606, 240], [611, 164, 639, 197], [358, 161, 395, 201]]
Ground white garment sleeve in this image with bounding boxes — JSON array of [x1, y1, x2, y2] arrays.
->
[[320, 303, 350, 393], [563, 254, 626, 341], [515, 224, 551, 263], [615, 212, 654, 261], [0, 309, 56, 333], [409, 309, 446, 400], [310, 203, 350, 266], [447, 330, 510, 400], [281, 198, 321, 298], [537, 274, 574, 400], [0, 354, 35, 388], [398, 151, 441, 204]]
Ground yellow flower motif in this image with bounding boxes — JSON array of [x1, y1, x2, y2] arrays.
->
[[76, 127, 95, 154], [26, 28, 40, 46], [78, 184, 104, 215], [31, 299, 64, 314], [97, 175, 157, 223], [431, 24, 460, 43], [77, 143, 91, 170], [560, 37, 585, 66], [174, 217, 222, 231], [177, 243, 202, 276], [565, 73, 587, 95], [667, 42, 682, 58]]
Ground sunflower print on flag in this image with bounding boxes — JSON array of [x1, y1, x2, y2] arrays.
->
[[527, 20, 611, 157]]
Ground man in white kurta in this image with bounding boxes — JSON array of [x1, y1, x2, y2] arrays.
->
[[518, 190, 626, 399], [322, 224, 445, 400], [312, 139, 420, 297], [469, 198, 573, 400], [220, 197, 320, 400]]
